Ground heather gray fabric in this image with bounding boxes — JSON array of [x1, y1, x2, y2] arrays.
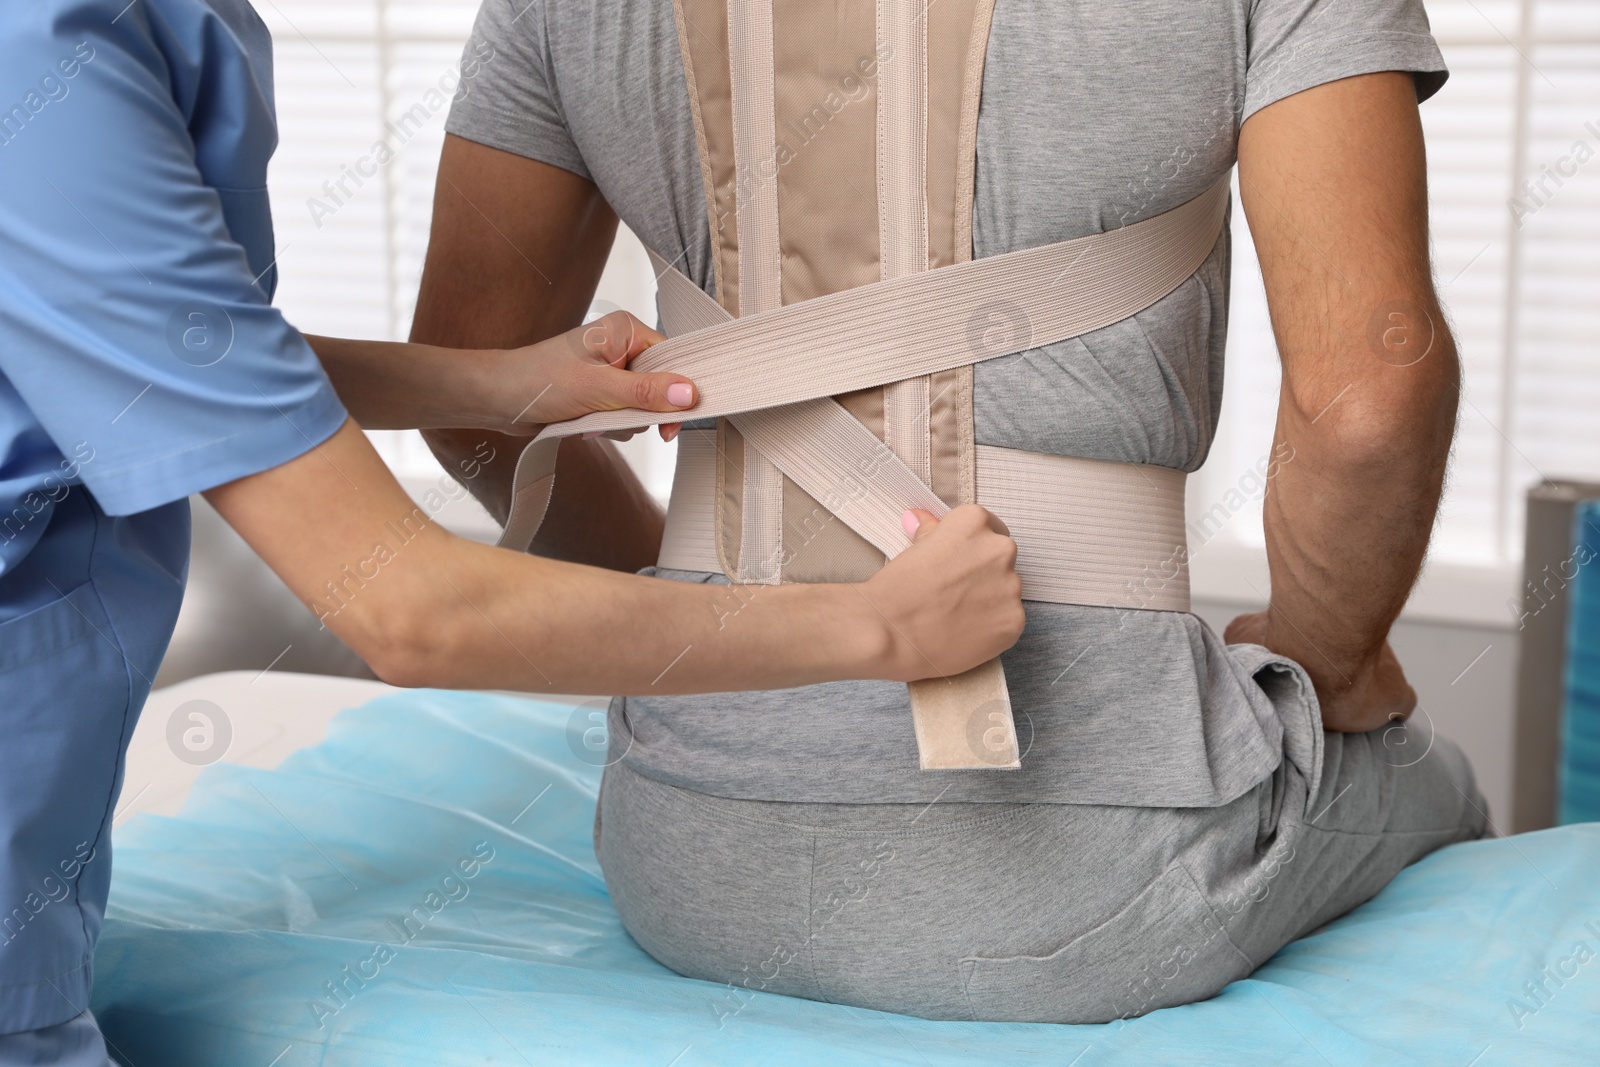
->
[[595, 661, 1490, 1023], [443, 0, 1449, 807]]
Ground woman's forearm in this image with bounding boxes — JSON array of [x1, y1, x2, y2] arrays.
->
[[206, 420, 1025, 697], [306, 334, 520, 431], [387, 542, 892, 695], [308, 311, 694, 438], [373, 512, 1021, 695], [313, 330, 674, 572], [207, 419, 878, 693]]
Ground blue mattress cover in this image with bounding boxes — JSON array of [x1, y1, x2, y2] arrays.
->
[[93, 690, 1600, 1066]]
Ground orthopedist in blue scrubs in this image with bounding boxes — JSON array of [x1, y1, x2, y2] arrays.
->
[[0, 1, 682, 1058], [0, 2, 345, 1059], [0, 3, 1027, 1060]]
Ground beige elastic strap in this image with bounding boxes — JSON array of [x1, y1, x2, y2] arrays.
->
[[658, 429, 724, 573], [974, 447, 1189, 610], [660, 436, 1191, 613], [727, 0, 784, 584], [498, 439, 559, 557], [644, 232, 1207, 595], [533, 177, 1229, 443], [735, 398, 942, 550], [877, 0, 930, 281], [656, 250, 944, 566], [910, 658, 1016, 768]]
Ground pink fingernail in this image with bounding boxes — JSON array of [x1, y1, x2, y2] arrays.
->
[[667, 383, 694, 408], [901, 510, 919, 539], [582, 431, 603, 439]]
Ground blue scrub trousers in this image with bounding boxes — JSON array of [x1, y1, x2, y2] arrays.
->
[[0, 1012, 120, 1066], [0, 492, 185, 1056]]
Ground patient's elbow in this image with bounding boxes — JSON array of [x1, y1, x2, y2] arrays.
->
[[1292, 367, 1459, 470]]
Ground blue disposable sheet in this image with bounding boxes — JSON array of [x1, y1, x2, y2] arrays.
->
[[94, 690, 1600, 1066]]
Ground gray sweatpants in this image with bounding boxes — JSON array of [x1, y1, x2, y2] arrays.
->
[[595, 694, 1489, 1024]]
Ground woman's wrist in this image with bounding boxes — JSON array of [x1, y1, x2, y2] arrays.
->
[[363, 341, 526, 432], [749, 583, 892, 685], [455, 345, 540, 433], [804, 583, 897, 683]]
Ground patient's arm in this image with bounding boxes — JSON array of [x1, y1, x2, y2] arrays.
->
[[410, 134, 659, 572], [1233, 71, 1458, 732], [203, 419, 1025, 694]]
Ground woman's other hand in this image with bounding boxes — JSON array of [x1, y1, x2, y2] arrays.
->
[[859, 505, 1026, 682]]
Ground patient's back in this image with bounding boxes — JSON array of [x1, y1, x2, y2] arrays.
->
[[443, 0, 1445, 807]]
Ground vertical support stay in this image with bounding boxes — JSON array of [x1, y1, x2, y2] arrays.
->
[[727, 0, 785, 583], [877, 0, 1018, 770], [877, 0, 933, 484]]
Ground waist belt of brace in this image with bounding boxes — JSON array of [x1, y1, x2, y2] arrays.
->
[[494, 176, 1228, 770]]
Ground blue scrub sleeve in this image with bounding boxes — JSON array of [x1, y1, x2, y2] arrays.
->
[[0, 3, 348, 517]]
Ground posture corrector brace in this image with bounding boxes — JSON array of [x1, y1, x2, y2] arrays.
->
[[498, 0, 1227, 770]]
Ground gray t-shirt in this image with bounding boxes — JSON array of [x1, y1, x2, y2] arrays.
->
[[445, 0, 1446, 806]]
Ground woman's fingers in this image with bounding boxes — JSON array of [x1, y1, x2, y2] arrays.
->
[[902, 508, 937, 541], [580, 309, 665, 366], [867, 504, 1025, 681], [902, 505, 1006, 544], [569, 312, 696, 424], [586, 367, 697, 415], [523, 309, 694, 430]]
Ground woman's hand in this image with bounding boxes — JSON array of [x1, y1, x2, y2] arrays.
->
[[498, 310, 697, 441], [858, 505, 1026, 682], [1224, 610, 1417, 733]]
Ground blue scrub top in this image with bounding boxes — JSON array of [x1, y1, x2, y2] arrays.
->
[[0, 0, 347, 622], [0, 0, 347, 1033]]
